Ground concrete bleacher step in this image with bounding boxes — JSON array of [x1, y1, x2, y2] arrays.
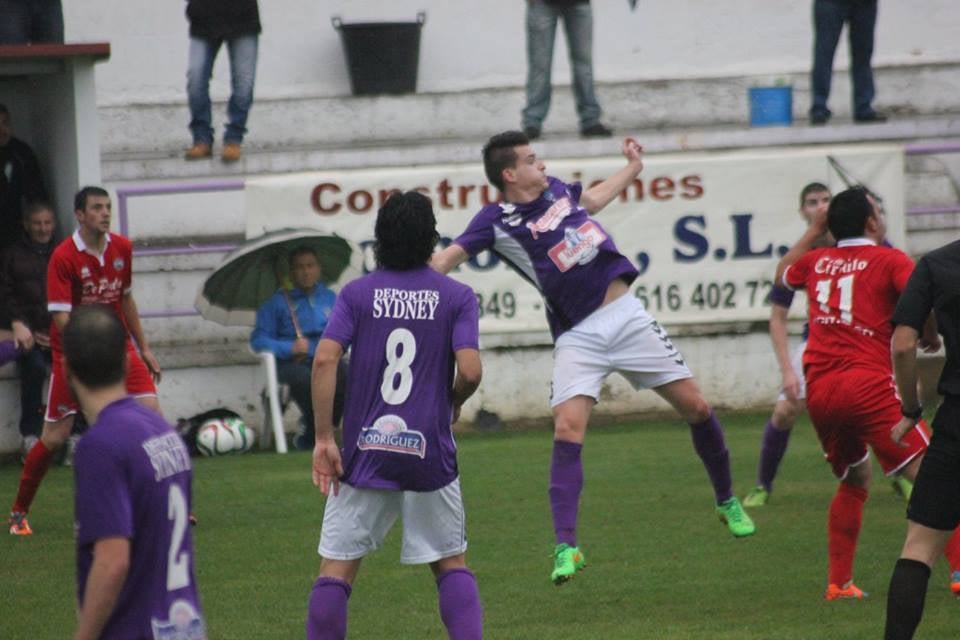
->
[[103, 113, 960, 183]]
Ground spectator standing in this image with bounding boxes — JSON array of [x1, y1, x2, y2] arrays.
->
[[251, 247, 347, 450], [0, 0, 64, 44], [0, 201, 56, 456], [810, 0, 886, 125], [0, 104, 47, 252], [183, 0, 260, 163], [522, 0, 611, 140]]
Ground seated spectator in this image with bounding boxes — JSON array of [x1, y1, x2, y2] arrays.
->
[[250, 247, 346, 449], [0, 201, 56, 457], [0, 104, 48, 252], [0, 0, 63, 44]]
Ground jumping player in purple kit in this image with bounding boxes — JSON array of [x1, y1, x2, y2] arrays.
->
[[65, 306, 204, 640], [432, 130, 755, 586], [307, 191, 483, 640]]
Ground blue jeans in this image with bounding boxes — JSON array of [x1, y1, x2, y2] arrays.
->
[[187, 34, 259, 145], [0, 0, 63, 44], [276, 358, 347, 439], [810, 0, 877, 119], [522, 0, 601, 130], [17, 346, 49, 437]]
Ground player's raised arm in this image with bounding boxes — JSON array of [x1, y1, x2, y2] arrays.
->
[[580, 137, 643, 214], [775, 204, 829, 287], [430, 243, 470, 275]]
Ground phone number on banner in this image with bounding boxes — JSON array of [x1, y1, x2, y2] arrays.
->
[[633, 280, 776, 313]]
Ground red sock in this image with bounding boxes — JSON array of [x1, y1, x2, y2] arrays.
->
[[12, 440, 54, 515], [827, 483, 868, 586], [943, 526, 960, 572]]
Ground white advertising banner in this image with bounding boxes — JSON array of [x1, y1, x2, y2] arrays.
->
[[245, 144, 904, 333]]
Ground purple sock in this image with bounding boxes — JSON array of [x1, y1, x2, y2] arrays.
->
[[306, 576, 351, 640], [549, 440, 583, 546], [436, 568, 483, 640], [689, 412, 733, 504], [0, 340, 18, 367], [757, 420, 791, 491]]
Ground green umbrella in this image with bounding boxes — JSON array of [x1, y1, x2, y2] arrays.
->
[[195, 228, 364, 327]]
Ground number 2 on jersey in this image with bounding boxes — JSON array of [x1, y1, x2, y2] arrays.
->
[[167, 484, 190, 591], [381, 328, 417, 405], [815, 274, 855, 323]]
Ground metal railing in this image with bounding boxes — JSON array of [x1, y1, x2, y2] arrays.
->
[[117, 180, 244, 319]]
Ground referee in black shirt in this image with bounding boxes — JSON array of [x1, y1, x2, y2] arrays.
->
[[885, 239, 960, 640]]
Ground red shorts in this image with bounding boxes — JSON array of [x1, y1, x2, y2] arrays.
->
[[45, 341, 157, 422], [806, 369, 930, 479]]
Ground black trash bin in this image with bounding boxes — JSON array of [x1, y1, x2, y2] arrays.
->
[[332, 12, 426, 96]]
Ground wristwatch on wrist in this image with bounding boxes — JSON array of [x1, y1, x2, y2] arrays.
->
[[901, 405, 923, 421]]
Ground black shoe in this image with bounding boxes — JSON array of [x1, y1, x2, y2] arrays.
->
[[809, 112, 830, 126], [523, 125, 541, 141], [580, 123, 613, 138], [854, 111, 888, 124]]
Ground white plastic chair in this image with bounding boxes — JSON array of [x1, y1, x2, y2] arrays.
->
[[253, 350, 289, 454]]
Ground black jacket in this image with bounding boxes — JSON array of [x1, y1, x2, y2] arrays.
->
[[186, 0, 261, 40], [0, 137, 46, 252], [0, 233, 54, 333]]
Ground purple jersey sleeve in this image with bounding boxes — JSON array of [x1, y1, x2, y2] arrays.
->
[[321, 288, 356, 349], [74, 439, 133, 545], [453, 208, 496, 257], [452, 287, 480, 351]]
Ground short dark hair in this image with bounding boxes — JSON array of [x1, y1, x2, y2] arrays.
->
[[827, 186, 874, 240], [799, 182, 830, 207], [288, 246, 319, 270], [23, 200, 54, 220], [483, 130, 530, 191], [74, 186, 109, 212], [374, 191, 439, 270], [63, 305, 126, 389], [0, 104, 9, 117]]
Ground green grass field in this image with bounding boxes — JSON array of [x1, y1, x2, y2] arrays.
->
[[0, 412, 955, 639]]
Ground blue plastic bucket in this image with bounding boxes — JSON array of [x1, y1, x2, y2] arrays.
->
[[749, 86, 793, 126]]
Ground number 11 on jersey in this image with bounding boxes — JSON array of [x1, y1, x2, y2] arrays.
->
[[815, 275, 855, 323]]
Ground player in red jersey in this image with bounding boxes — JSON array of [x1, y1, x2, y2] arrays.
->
[[8, 186, 162, 536], [777, 186, 960, 600]]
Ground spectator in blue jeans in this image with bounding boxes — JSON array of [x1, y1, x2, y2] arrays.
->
[[251, 247, 347, 450], [184, 0, 260, 163], [0, 201, 56, 458], [810, 0, 886, 125], [522, 0, 611, 140], [0, 0, 63, 44]]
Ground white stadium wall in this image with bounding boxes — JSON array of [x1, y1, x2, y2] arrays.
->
[[65, 0, 960, 105]]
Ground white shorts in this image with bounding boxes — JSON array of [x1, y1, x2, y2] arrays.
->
[[551, 294, 693, 407], [318, 478, 467, 565], [775, 340, 807, 403]]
